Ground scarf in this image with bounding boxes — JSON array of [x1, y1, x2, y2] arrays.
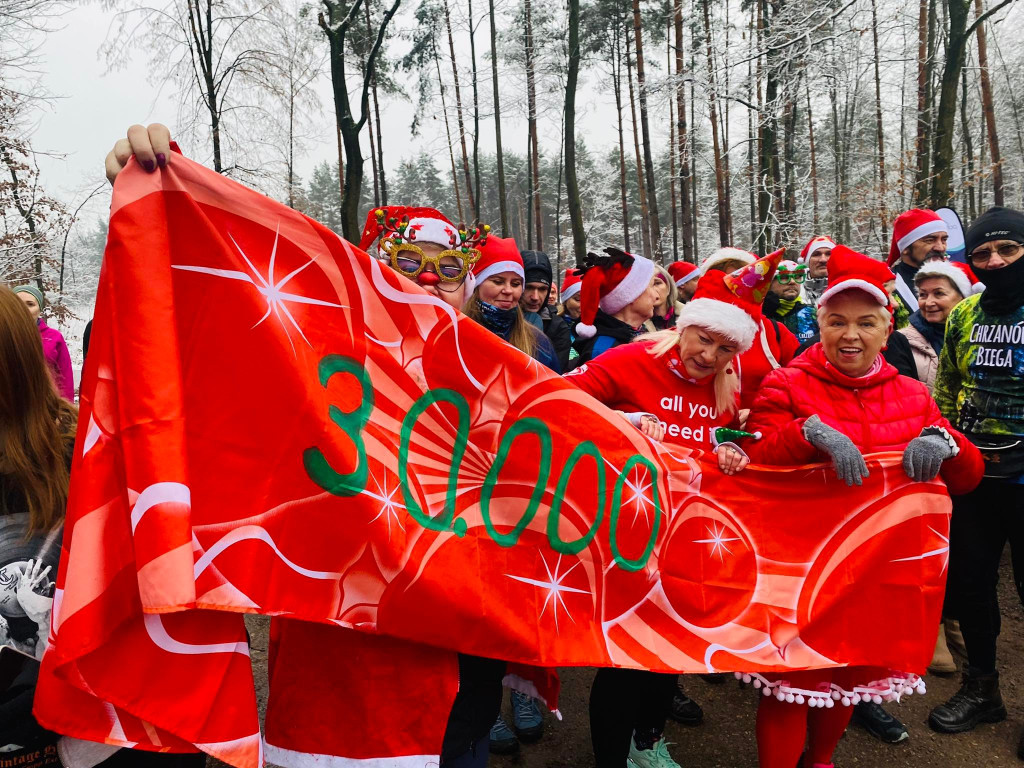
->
[[476, 299, 517, 340], [976, 255, 1024, 315], [908, 310, 945, 356], [777, 296, 800, 315]]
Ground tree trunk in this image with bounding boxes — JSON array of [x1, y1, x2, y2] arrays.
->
[[632, 0, 662, 259], [363, 0, 380, 207], [674, 0, 694, 261], [626, 29, 652, 259], [469, 0, 481, 214], [806, 85, 820, 230], [442, 0, 477, 218], [365, 0, 387, 205], [870, 0, 888, 250], [992, 27, 1024, 207], [702, 0, 730, 247], [929, 0, 971, 206], [913, 0, 930, 201], [613, 23, 631, 252], [488, 0, 509, 233], [525, 0, 543, 248], [667, 17, 678, 258], [974, 0, 1003, 205], [564, 0, 586, 265], [961, 66, 978, 219], [433, 36, 464, 221]]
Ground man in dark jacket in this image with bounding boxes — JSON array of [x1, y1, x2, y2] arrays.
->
[[521, 250, 573, 371], [763, 260, 819, 344]]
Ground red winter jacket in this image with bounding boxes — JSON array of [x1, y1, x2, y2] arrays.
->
[[745, 343, 983, 496], [736, 318, 801, 410]]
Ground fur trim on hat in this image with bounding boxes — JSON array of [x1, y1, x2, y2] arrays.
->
[[599, 255, 656, 314], [915, 261, 972, 298], [699, 247, 756, 276], [817, 279, 890, 307], [475, 260, 526, 284], [561, 281, 582, 301], [675, 297, 759, 353]]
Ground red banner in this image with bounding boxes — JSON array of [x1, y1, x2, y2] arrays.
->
[[35, 157, 951, 768]]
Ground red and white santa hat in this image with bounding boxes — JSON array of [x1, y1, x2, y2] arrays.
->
[[359, 206, 460, 258], [560, 268, 583, 302], [818, 245, 895, 307], [799, 236, 837, 264], [576, 248, 657, 338], [675, 248, 786, 353], [915, 260, 983, 297], [888, 209, 947, 266], [667, 260, 700, 288], [472, 235, 524, 283], [698, 247, 756, 276]]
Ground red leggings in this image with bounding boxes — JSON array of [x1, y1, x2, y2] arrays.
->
[[753, 667, 872, 768]]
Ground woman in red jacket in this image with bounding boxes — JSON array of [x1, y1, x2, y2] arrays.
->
[[745, 246, 984, 768], [567, 249, 783, 768]]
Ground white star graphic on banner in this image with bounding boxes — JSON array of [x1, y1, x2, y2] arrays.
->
[[506, 554, 590, 633], [368, 473, 405, 539], [172, 223, 345, 355], [624, 465, 653, 523], [890, 526, 950, 573], [694, 522, 741, 561]]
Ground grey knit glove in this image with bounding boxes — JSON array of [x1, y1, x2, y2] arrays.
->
[[802, 414, 870, 486], [903, 427, 958, 482]]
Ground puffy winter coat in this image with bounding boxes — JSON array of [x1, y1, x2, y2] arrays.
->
[[38, 319, 74, 401], [898, 324, 939, 389], [746, 343, 983, 496]]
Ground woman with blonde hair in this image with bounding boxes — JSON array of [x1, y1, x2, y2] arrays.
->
[[566, 250, 783, 768]]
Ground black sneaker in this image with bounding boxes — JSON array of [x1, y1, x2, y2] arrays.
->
[[928, 671, 1006, 734], [852, 701, 909, 743], [668, 686, 704, 726]]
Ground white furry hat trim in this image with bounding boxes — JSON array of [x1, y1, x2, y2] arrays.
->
[[675, 297, 759, 353], [699, 247, 757, 276], [915, 261, 972, 298]]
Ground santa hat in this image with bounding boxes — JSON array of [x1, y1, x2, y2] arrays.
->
[[674, 248, 785, 353], [560, 268, 583, 302], [472, 235, 524, 284], [915, 260, 982, 297], [818, 245, 895, 307], [699, 247, 756, 276], [576, 248, 656, 338], [776, 259, 807, 278], [359, 206, 462, 257], [667, 260, 700, 288], [888, 209, 947, 266], [799, 236, 836, 264]]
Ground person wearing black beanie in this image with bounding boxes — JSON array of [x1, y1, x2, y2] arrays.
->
[[520, 250, 572, 370], [929, 206, 1024, 758]]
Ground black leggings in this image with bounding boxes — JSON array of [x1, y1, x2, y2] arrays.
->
[[589, 668, 677, 768], [946, 477, 1024, 674]]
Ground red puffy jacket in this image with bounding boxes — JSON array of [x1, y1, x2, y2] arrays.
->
[[736, 317, 801, 410], [746, 343, 983, 496]]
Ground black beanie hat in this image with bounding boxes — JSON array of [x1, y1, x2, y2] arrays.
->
[[521, 250, 552, 286], [964, 206, 1024, 257]]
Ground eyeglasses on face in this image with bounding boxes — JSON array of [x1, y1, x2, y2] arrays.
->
[[969, 242, 1023, 265], [386, 241, 480, 284], [776, 271, 806, 284]]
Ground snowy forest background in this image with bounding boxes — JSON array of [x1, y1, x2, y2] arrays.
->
[[2, 0, 1022, 367]]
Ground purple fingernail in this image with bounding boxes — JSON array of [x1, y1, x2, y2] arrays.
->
[[157, 153, 167, 167], [142, 159, 155, 172]]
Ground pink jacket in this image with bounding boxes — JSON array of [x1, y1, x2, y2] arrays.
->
[[38, 318, 74, 401]]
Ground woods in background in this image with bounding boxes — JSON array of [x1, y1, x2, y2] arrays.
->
[[3, 0, 1023, 302]]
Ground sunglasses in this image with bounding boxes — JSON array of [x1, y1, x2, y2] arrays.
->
[[386, 241, 481, 287], [775, 271, 806, 284], [969, 242, 1023, 265]]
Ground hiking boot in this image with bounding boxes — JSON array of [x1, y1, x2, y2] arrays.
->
[[928, 671, 1007, 733], [489, 715, 518, 754], [852, 701, 909, 743], [668, 685, 704, 726], [627, 737, 682, 768], [510, 690, 543, 742], [929, 623, 957, 675], [945, 618, 967, 658]]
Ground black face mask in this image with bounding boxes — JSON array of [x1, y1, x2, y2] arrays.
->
[[976, 254, 1024, 315]]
